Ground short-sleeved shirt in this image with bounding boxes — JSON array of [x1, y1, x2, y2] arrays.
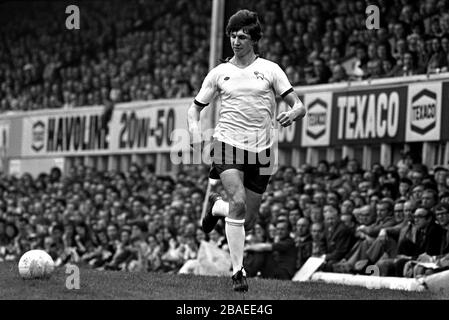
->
[[195, 57, 293, 153]]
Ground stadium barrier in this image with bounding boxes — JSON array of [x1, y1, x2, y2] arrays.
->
[[308, 272, 426, 292], [293, 256, 449, 293], [0, 72, 448, 176]]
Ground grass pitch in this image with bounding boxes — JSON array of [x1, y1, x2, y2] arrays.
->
[[1, 262, 448, 300]]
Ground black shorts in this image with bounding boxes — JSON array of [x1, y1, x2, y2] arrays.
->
[[209, 140, 274, 194]]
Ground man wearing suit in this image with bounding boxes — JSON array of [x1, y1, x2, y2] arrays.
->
[[405, 203, 449, 277], [363, 200, 417, 265], [295, 217, 313, 270], [377, 207, 445, 276], [244, 220, 297, 279], [321, 206, 355, 272]]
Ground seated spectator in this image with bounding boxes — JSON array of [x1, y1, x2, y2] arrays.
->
[[354, 200, 416, 267], [366, 60, 384, 79], [353, 42, 369, 75], [382, 58, 396, 77], [376, 207, 445, 276], [404, 202, 449, 277], [441, 34, 449, 54], [284, 66, 302, 86], [341, 199, 398, 273], [144, 234, 162, 272], [435, 203, 449, 254], [243, 223, 268, 277], [434, 167, 449, 194], [333, 204, 374, 272], [0, 224, 20, 261], [341, 213, 357, 233], [392, 51, 420, 76], [81, 229, 114, 268], [160, 236, 185, 273], [310, 222, 326, 258], [321, 206, 355, 272], [399, 178, 413, 198], [294, 217, 312, 270], [404, 203, 449, 278], [105, 227, 134, 271], [305, 58, 331, 85], [0, 219, 7, 246], [328, 64, 348, 83], [426, 37, 448, 73], [244, 220, 297, 280]]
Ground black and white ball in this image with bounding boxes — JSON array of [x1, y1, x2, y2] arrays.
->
[[18, 250, 55, 279]]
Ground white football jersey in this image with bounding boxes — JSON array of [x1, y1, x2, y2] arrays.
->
[[195, 57, 293, 152]]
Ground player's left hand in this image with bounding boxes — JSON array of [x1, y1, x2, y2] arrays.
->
[[276, 111, 295, 127]]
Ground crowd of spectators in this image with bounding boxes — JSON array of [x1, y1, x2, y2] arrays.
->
[[240, 0, 449, 84], [0, 163, 213, 273], [0, 0, 210, 112], [2, 0, 449, 113], [1, 156, 449, 280], [242, 156, 449, 279]]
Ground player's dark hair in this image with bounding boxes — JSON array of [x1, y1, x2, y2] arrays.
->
[[226, 9, 262, 42]]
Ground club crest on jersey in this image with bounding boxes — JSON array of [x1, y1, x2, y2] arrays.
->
[[254, 71, 265, 80]]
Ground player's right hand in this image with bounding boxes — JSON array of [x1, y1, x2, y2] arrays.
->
[[276, 111, 294, 127]]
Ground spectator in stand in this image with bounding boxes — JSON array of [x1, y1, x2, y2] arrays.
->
[[329, 64, 348, 83], [376, 206, 445, 276], [434, 167, 449, 194], [357, 200, 414, 268], [5, 0, 449, 113], [404, 203, 449, 277], [334, 204, 375, 273], [321, 206, 355, 272], [366, 59, 384, 79], [436, 203, 449, 254], [310, 222, 326, 258], [392, 51, 420, 76], [354, 42, 369, 76], [295, 217, 312, 270], [244, 220, 297, 280], [427, 37, 448, 73], [305, 58, 331, 85], [421, 189, 439, 212]]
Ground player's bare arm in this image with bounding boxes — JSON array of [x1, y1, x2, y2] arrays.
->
[[244, 243, 273, 252], [187, 102, 205, 148], [276, 92, 306, 127]]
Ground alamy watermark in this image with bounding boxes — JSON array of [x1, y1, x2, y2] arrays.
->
[[65, 5, 80, 30], [169, 128, 280, 176], [366, 5, 380, 30], [65, 263, 80, 290]]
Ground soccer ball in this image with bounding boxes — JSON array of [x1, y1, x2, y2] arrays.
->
[[18, 250, 55, 279]]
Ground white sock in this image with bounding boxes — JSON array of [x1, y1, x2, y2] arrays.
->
[[225, 217, 246, 276], [212, 199, 229, 217]]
